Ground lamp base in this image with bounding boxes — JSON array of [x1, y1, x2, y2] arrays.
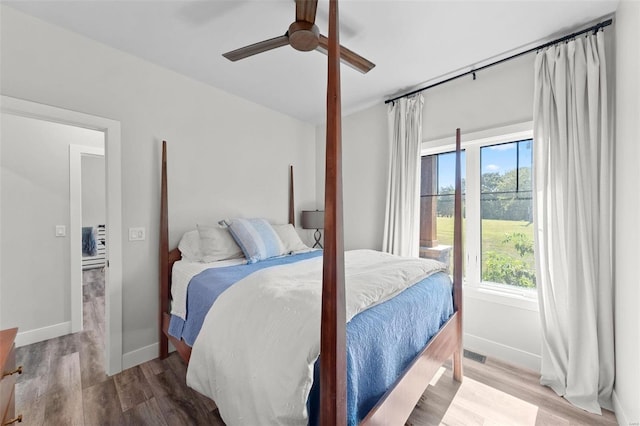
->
[[312, 229, 323, 249]]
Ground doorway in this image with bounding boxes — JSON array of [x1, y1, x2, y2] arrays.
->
[[69, 145, 106, 347], [0, 96, 123, 375], [70, 144, 105, 335]]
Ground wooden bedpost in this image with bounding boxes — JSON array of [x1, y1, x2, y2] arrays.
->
[[159, 141, 169, 359], [452, 128, 463, 381], [320, 0, 347, 424], [289, 165, 295, 226]]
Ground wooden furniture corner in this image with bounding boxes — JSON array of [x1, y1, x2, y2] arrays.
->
[[1, 328, 22, 425]]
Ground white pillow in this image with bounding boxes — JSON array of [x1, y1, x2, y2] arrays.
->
[[272, 223, 310, 254], [197, 224, 244, 263], [178, 230, 202, 262]]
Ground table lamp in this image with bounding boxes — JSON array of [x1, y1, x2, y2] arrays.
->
[[301, 210, 324, 249]]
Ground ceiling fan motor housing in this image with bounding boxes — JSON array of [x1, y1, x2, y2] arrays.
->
[[288, 21, 320, 51]]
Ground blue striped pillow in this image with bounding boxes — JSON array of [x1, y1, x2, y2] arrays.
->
[[228, 218, 286, 264]]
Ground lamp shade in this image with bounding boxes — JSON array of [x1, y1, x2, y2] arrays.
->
[[301, 210, 324, 230]]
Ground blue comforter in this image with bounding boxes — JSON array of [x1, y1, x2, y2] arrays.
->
[[308, 271, 452, 425], [169, 251, 453, 425]]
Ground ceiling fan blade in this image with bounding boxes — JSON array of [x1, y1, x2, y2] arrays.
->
[[296, 0, 318, 24], [223, 35, 290, 62], [317, 35, 375, 74]]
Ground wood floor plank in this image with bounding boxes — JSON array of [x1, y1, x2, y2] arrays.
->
[[156, 392, 216, 425], [161, 353, 219, 413], [407, 374, 459, 426], [83, 301, 96, 332], [45, 350, 81, 394], [152, 368, 213, 424], [440, 402, 485, 425], [88, 281, 105, 299], [15, 391, 46, 426], [43, 352, 83, 425], [114, 366, 154, 412], [445, 377, 538, 425], [163, 352, 188, 381], [83, 284, 91, 304], [47, 331, 83, 360], [15, 373, 48, 407], [535, 409, 571, 425], [93, 296, 106, 339], [143, 366, 172, 400], [15, 374, 49, 425], [121, 397, 168, 426], [192, 386, 218, 413], [462, 359, 617, 425], [139, 357, 165, 378], [15, 339, 52, 381], [79, 330, 108, 390], [82, 379, 125, 425]]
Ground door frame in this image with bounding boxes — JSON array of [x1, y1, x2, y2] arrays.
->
[[1, 96, 123, 375], [70, 144, 105, 333]]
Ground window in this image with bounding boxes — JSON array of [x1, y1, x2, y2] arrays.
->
[[420, 125, 536, 299]]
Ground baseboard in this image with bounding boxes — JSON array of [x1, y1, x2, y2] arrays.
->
[[15, 321, 72, 347], [122, 342, 159, 370], [464, 333, 541, 372], [613, 389, 630, 426]]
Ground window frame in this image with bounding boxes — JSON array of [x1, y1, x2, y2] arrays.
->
[[421, 122, 538, 312]]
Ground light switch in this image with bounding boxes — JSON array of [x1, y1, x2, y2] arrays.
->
[[129, 227, 146, 241], [55, 225, 66, 237]]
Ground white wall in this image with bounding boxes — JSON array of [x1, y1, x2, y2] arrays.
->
[[0, 114, 103, 332], [422, 60, 534, 142], [321, 53, 542, 370], [613, 2, 640, 424], [315, 103, 389, 250], [0, 6, 316, 357], [81, 155, 106, 227]]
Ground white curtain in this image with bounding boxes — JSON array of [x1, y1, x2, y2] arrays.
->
[[533, 31, 614, 414], [382, 94, 423, 257]]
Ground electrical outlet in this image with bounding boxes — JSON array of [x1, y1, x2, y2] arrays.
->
[[129, 227, 146, 241]]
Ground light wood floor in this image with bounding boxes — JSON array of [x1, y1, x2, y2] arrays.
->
[[15, 270, 617, 425]]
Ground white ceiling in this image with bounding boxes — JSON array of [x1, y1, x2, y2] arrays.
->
[[6, 1, 619, 124]]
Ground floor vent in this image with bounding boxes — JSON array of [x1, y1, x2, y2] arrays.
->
[[463, 349, 486, 364]]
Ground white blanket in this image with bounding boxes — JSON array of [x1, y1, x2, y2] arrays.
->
[[170, 258, 246, 319], [186, 249, 446, 425]]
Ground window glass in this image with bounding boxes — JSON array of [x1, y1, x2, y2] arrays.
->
[[419, 151, 465, 273], [480, 139, 535, 288]]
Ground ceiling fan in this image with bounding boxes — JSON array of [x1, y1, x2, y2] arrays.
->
[[222, 0, 375, 74]]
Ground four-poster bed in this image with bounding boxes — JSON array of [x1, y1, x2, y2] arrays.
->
[[158, 0, 463, 424]]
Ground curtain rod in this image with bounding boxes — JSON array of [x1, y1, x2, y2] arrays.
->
[[384, 18, 613, 105]]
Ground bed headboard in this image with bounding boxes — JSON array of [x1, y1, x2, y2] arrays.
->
[[158, 147, 298, 359]]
